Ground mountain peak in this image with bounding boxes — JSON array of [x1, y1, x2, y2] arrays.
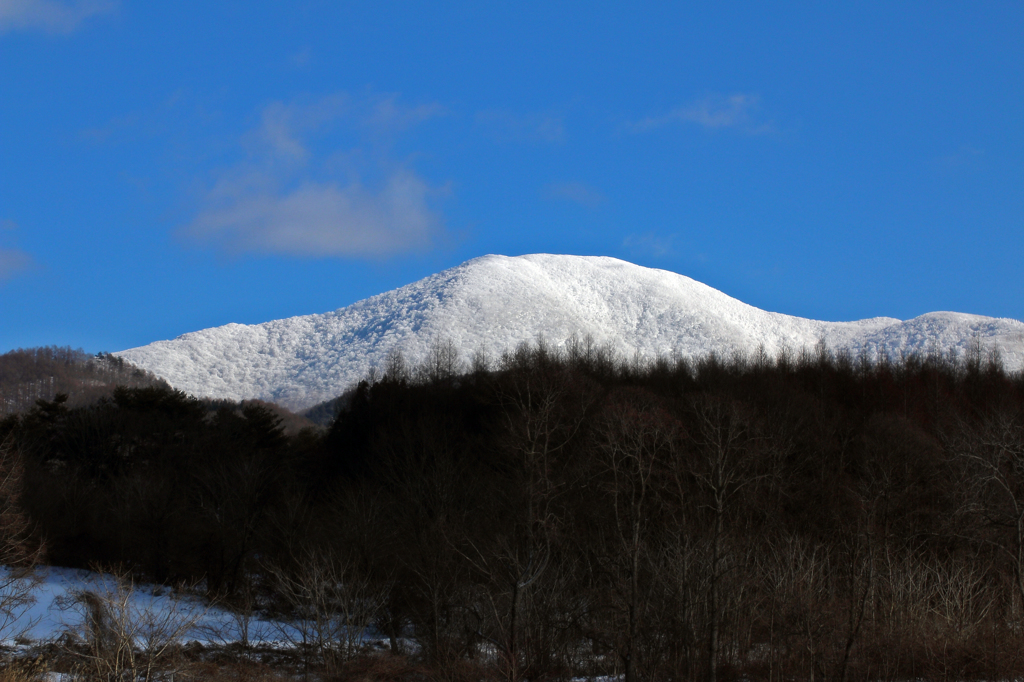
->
[[117, 254, 1024, 410]]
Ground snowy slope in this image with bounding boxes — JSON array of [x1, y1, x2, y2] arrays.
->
[[116, 254, 1024, 410]]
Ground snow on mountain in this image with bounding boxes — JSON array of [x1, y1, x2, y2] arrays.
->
[[116, 254, 1024, 411]]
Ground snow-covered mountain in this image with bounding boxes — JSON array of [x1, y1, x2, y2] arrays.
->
[[116, 254, 1024, 410]]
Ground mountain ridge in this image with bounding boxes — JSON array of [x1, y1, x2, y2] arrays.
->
[[116, 254, 1024, 410]]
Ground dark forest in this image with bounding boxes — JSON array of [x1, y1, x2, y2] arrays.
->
[[2, 340, 1024, 681]]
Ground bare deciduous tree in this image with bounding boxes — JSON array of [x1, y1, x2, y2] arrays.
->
[[684, 397, 762, 682], [951, 407, 1024, 605], [0, 437, 43, 642], [420, 337, 463, 384], [592, 389, 678, 682], [267, 548, 387, 675], [57, 568, 207, 682]]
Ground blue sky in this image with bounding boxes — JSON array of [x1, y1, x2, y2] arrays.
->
[[2, 1, 1022, 353]]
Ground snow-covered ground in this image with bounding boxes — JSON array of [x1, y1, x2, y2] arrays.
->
[[116, 254, 1024, 411], [0, 566, 289, 648]]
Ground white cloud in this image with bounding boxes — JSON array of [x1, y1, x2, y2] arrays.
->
[[0, 0, 115, 34], [186, 170, 439, 258], [544, 181, 606, 208], [184, 94, 447, 259], [252, 101, 316, 164], [243, 96, 349, 158], [631, 93, 773, 134]]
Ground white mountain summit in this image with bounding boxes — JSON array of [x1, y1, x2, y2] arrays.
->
[[116, 254, 1024, 411]]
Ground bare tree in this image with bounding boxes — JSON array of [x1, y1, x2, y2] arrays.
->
[[683, 397, 762, 682], [592, 389, 678, 682], [420, 337, 463, 384], [57, 568, 208, 682], [0, 437, 43, 642], [759, 535, 834, 682], [382, 348, 410, 384], [472, 355, 595, 680], [267, 548, 387, 675], [951, 407, 1024, 606]]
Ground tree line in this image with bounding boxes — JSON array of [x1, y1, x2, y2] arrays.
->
[[2, 338, 1024, 681], [0, 346, 168, 416]]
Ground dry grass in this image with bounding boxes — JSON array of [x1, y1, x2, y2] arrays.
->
[[327, 654, 434, 682], [139, 653, 437, 682], [0, 655, 48, 682]]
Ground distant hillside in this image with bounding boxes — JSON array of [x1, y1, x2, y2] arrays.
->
[[202, 397, 322, 435], [0, 346, 169, 415], [117, 254, 1024, 411]]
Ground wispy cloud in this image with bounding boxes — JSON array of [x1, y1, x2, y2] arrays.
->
[[188, 171, 440, 258], [0, 220, 32, 281], [0, 0, 115, 34], [544, 181, 606, 209], [241, 93, 446, 155], [183, 93, 448, 259], [476, 109, 565, 144], [622, 232, 674, 258], [631, 93, 773, 135], [365, 96, 447, 135], [246, 98, 342, 164]]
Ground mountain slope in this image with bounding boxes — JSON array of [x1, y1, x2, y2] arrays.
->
[[116, 254, 1024, 410]]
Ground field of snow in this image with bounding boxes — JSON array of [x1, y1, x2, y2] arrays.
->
[[0, 566, 288, 648], [2, 567, 611, 676], [116, 254, 1024, 411]]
